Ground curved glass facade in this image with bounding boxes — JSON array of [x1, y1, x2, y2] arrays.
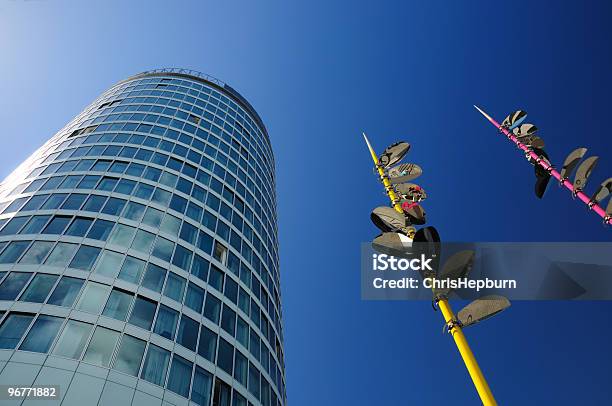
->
[[0, 69, 284, 406]]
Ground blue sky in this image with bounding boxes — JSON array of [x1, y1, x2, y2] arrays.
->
[[1, 1, 612, 404]]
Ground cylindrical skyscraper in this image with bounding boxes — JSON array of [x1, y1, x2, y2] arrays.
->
[[0, 69, 284, 406]]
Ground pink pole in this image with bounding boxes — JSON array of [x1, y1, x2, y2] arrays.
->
[[474, 105, 612, 226]]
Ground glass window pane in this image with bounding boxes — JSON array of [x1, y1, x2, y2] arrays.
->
[[40, 193, 68, 209], [131, 229, 155, 254], [101, 197, 126, 215], [167, 355, 193, 398], [0, 313, 34, 349], [75, 282, 111, 314], [65, 217, 93, 237], [123, 201, 146, 222], [117, 256, 145, 284], [153, 305, 178, 340], [113, 334, 146, 376], [114, 179, 136, 194], [69, 245, 101, 271], [0, 241, 31, 263], [197, 230, 213, 253], [232, 390, 247, 406], [59, 176, 83, 190], [208, 265, 224, 291], [82, 326, 120, 367], [42, 215, 71, 234], [191, 366, 213, 406], [141, 344, 170, 386], [151, 188, 171, 205], [61, 193, 87, 210], [197, 325, 217, 362], [249, 330, 260, 361], [176, 315, 198, 351], [19, 315, 63, 353], [151, 236, 174, 262], [86, 219, 114, 241], [217, 337, 234, 375], [97, 177, 118, 192], [19, 273, 58, 303], [142, 207, 164, 228], [93, 250, 123, 278], [160, 214, 181, 235], [224, 277, 238, 304], [248, 363, 260, 399], [191, 254, 210, 280], [163, 272, 185, 302], [236, 317, 249, 349], [19, 241, 55, 265], [21, 195, 49, 211], [179, 222, 197, 245], [184, 283, 204, 313], [47, 276, 84, 307], [44, 242, 78, 268], [0, 272, 32, 300], [0, 216, 29, 235], [128, 296, 157, 330], [234, 350, 248, 387], [108, 224, 136, 246], [20, 215, 51, 234], [221, 305, 236, 336], [134, 183, 154, 199], [171, 244, 192, 272], [102, 288, 133, 321], [141, 263, 166, 292], [203, 294, 221, 324], [213, 378, 232, 406], [52, 320, 93, 359], [82, 195, 107, 212]]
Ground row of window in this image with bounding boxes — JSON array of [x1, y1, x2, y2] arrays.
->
[[67, 80, 276, 207], [82, 103, 273, 198], [102, 75, 274, 169], [35, 134, 278, 267], [0, 189, 281, 324], [18, 150, 278, 282], [0, 270, 284, 398], [64, 117, 276, 219], [0, 311, 281, 406], [27, 136, 279, 280], [0, 235, 282, 363]]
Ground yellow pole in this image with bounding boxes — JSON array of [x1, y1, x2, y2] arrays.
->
[[363, 132, 497, 406]]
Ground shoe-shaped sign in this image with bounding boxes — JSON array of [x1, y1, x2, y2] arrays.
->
[[458, 295, 511, 328], [378, 141, 410, 168], [388, 163, 422, 184]]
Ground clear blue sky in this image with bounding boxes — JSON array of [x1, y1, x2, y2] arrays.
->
[[1, 1, 612, 404]]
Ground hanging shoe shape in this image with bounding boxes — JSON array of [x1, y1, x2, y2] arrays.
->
[[403, 202, 426, 225], [532, 149, 552, 199], [388, 162, 422, 184], [591, 178, 612, 205], [433, 250, 475, 299], [372, 232, 413, 256], [370, 206, 408, 233], [457, 295, 511, 328], [501, 110, 527, 130], [573, 156, 599, 192], [560, 147, 588, 181], [378, 141, 410, 168], [512, 123, 538, 138], [395, 182, 427, 202]]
